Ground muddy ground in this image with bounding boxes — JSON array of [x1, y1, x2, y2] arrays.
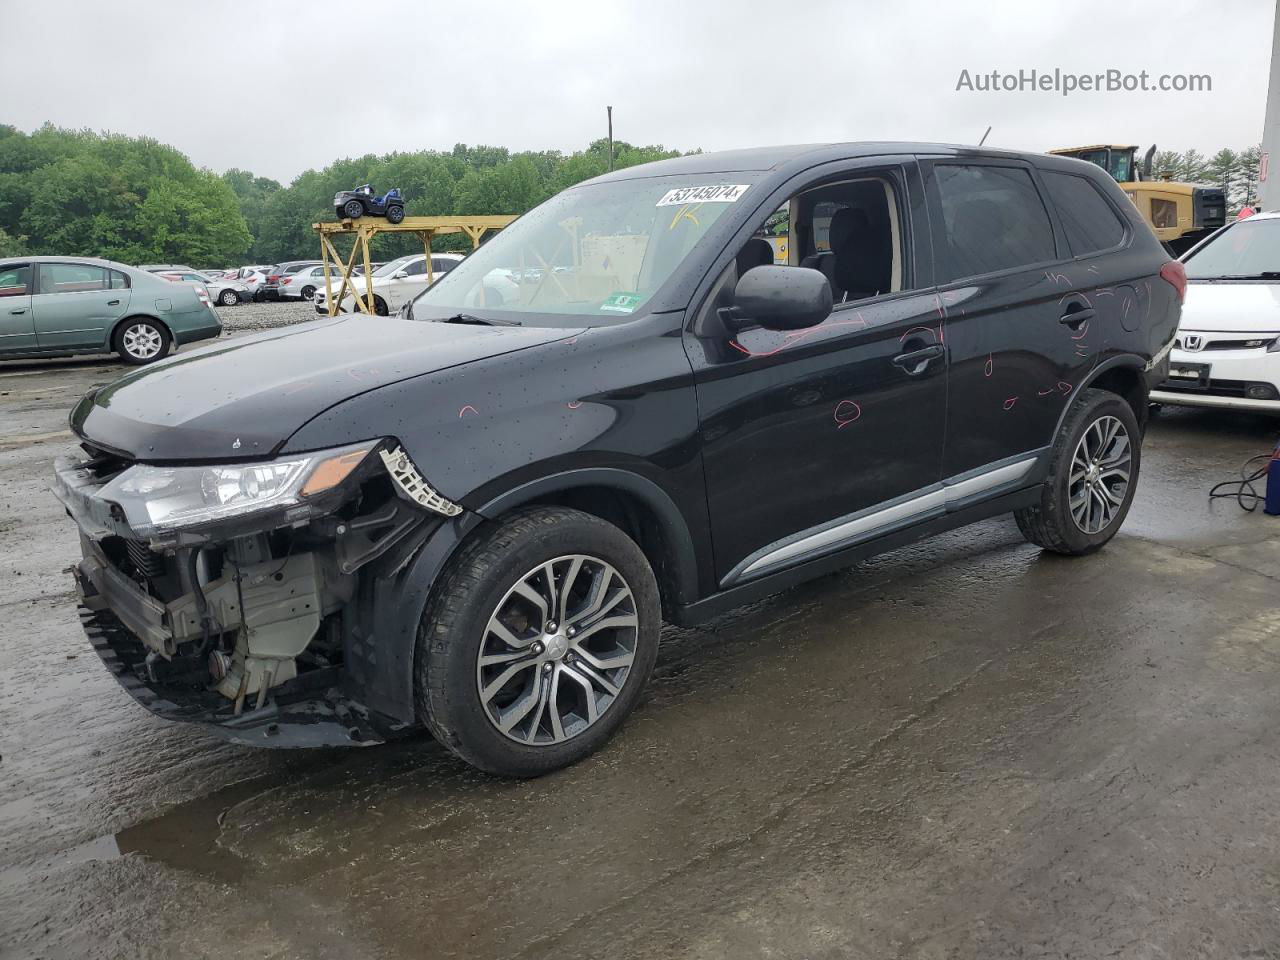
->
[[2, 304, 1280, 959]]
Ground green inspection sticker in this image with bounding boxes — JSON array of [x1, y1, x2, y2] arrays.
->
[[600, 291, 642, 314]]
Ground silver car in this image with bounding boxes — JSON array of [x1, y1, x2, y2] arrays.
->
[[159, 270, 249, 306], [277, 263, 339, 302]]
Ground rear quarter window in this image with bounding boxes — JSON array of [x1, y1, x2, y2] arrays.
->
[[933, 164, 1057, 281], [1041, 171, 1127, 255]]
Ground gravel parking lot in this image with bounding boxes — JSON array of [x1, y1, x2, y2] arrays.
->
[[219, 297, 319, 333], [3, 305, 1280, 959]]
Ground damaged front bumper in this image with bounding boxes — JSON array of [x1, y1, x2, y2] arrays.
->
[[53, 441, 462, 748]]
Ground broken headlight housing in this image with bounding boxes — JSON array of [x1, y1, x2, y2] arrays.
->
[[97, 441, 376, 537]]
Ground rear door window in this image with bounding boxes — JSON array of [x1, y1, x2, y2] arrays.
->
[[38, 263, 109, 294], [109, 270, 130, 289], [932, 164, 1057, 281], [1041, 171, 1127, 255]]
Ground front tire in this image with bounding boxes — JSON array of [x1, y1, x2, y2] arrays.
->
[[1015, 388, 1140, 555], [417, 507, 661, 777], [113, 318, 171, 365], [343, 199, 364, 219]]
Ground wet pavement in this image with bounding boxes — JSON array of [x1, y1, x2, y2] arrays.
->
[[3, 314, 1280, 959]]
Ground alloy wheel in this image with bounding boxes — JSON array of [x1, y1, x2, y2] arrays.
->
[[219, 289, 238, 305], [475, 554, 639, 745], [1068, 415, 1131, 535], [121, 323, 163, 360]]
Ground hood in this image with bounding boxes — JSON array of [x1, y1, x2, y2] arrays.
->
[[71, 315, 582, 462], [1181, 281, 1280, 333]]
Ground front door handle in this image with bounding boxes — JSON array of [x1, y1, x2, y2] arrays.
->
[[107, 299, 121, 306], [1059, 305, 1096, 328], [9, 308, 25, 315], [892, 343, 945, 374]]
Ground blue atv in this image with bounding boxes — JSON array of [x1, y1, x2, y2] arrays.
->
[[333, 185, 406, 223]]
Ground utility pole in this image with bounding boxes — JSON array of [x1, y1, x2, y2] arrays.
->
[[607, 105, 614, 171], [1258, 0, 1279, 208]]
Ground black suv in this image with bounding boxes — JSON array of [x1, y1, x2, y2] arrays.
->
[[54, 143, 1180, 775]]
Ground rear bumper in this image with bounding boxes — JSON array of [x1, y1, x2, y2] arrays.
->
[[172, 306, 222, 346]]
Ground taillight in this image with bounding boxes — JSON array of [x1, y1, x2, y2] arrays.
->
[[1159, 260, 1187, 304], [282, 277, 293, 285]]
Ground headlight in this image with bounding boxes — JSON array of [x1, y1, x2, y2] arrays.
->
[[98, 441, 375, 536], [1267, 335, 1280, 353]]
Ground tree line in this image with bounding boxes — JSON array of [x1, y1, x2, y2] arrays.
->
[[1149, 145, 1263, 209], [0, 124, 681, 266], [0, 124, 1268, 268]]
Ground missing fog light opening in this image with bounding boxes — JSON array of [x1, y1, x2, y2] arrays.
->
[[379, 446, 463, 517]]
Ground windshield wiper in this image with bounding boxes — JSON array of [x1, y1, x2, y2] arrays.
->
[[440, 313, 522, 326]]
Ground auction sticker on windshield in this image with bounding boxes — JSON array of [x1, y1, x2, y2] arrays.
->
[[655, 184, 750, 206], [601, 291, 643, 313]]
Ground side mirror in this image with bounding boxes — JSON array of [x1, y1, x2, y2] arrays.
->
[[728, 265, 832, 332], [393, 270, 408, 280]]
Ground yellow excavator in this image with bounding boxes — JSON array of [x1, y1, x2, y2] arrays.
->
[[1049, 145, 1227, 253]]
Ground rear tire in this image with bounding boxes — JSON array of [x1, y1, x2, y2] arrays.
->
[[113, 318, 171, 365], [416, 507, 661, 777], [1015, 388, 1140, 555], [386, 204, 405, 224], [218, 288, 238, 306], [300, 285, 316, 301]]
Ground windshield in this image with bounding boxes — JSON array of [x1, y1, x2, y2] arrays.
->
[[412, 173, 761, 322], [372, 256, 414, 278], [1184, 219, 1280, 279], [1075, 149, 1133, 183]]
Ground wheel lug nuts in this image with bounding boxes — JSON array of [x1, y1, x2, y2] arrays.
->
[[531, 642, 544, 655], [566, 627, 576, 638], [546, 621, 558, 633], [543, 662, 553, 673]]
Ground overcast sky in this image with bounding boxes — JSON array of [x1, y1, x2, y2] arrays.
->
[[2, 0, 1274, 184]]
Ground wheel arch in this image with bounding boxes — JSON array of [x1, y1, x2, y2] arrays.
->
[[476, 469, 701, 618], [1057, 356, 1149, 436]]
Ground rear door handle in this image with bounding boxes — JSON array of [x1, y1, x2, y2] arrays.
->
[[1059, 305, 1096, 328], [892, 343, 945, 374], [107, 299, 121, 306], [9, 308, 25, 315]]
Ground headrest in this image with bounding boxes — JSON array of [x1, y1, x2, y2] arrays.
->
[[736, 237, 776, 274]]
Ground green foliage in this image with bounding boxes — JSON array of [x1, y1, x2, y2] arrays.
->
[[0, 125, 689, 266], [0, 225, 26, 257], [1144, 144, 1263, 211], [0, 124, 252, 266], [249, 138, 685, 263]]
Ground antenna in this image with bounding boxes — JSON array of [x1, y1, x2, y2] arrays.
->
[[978, 126, 992, 146]]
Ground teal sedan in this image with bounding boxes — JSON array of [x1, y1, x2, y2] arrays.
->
[[0, 256, 222, 365]]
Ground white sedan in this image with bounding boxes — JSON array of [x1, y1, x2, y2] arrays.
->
[[1151, 211, 1280, 413], [158, 270, 249, 307], [313, 253, 466, 315]]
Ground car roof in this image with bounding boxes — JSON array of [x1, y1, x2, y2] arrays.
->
[[582, 141, 1088, 185], [0, 255, 138, 270]]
